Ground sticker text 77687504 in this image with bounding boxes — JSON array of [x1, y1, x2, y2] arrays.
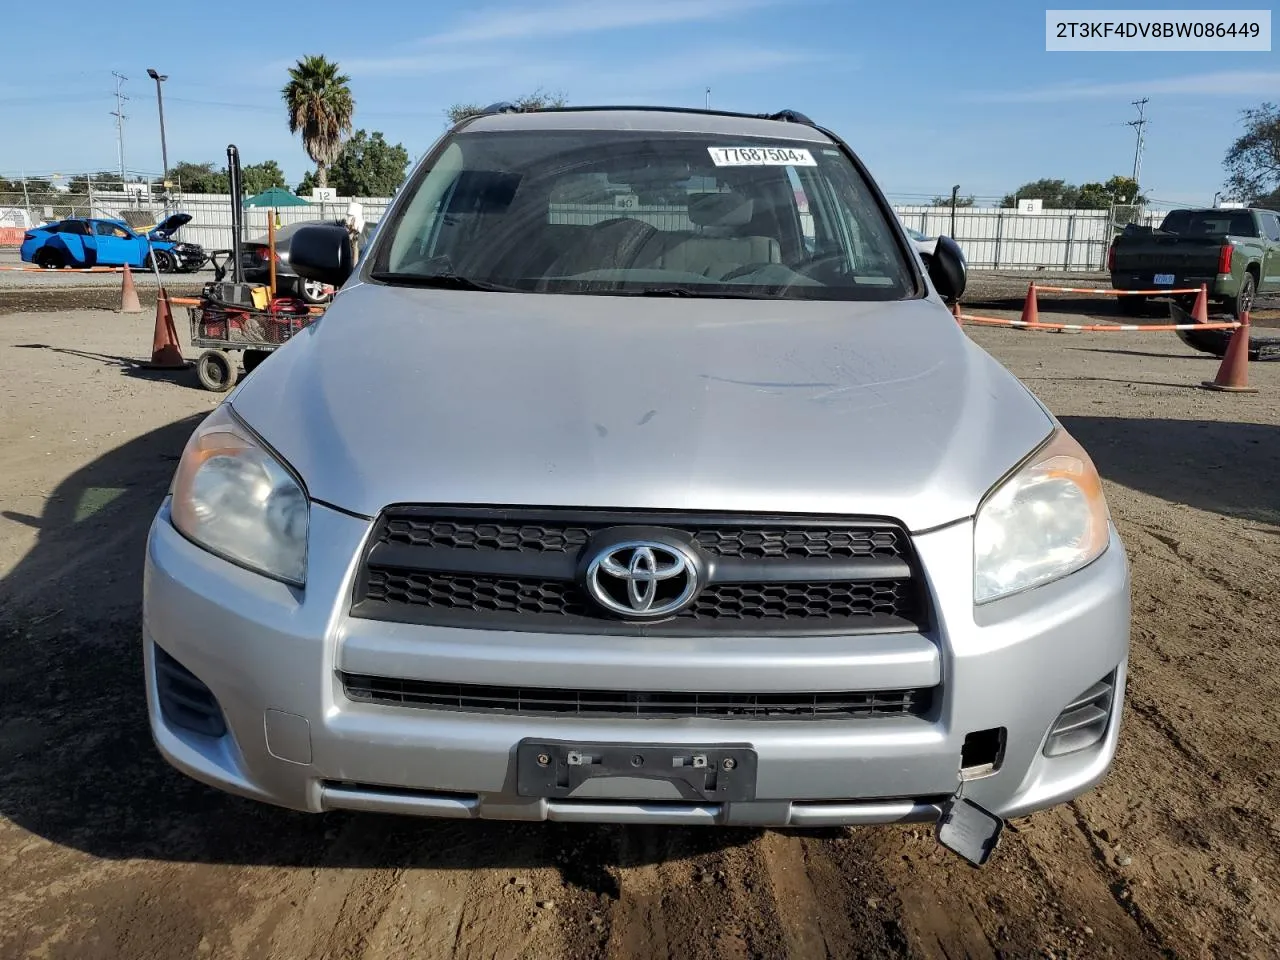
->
[[707, 146, 817, 167]]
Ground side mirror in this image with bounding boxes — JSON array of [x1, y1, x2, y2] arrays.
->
[[922, 235, 967, 302], [289, 224, 354, 288]]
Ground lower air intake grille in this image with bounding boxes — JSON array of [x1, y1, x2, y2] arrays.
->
[[154, 645, 227, 738], [342, 674, 934, 721]]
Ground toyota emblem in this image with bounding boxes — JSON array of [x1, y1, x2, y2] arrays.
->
[[585, 540, 700, 618]]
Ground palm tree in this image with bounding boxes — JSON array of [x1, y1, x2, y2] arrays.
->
[[282, 55, 354, 190]]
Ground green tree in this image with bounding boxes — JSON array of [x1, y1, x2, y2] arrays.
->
[[1076, 175, 1145, 208], [1001, 176, 1145, 209], [930, 194, 975, 207], [1224, 102, 1280, 205], [282, 55, 355, 189], [168, 161, 229, 193], [1250, 185, 1280, 209], [1001, 178, 1081, 208], [327, 130, 410, 196], [295, 170, 318, 196], [242, 160, 288, 196], [65, 170, 121, 193], [447, 88, 567, 125]]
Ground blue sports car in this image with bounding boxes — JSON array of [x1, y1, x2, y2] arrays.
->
[[20, 213, 205, 272]]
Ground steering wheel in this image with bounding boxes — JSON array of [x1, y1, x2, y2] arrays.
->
[[788, 251, 849, 276]]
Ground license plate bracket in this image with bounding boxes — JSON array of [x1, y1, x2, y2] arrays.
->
[[1154, 273, 1175, 285], [516, 739, 758, 802]]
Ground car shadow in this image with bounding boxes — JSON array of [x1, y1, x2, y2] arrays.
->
[[1059, 416, 1280, 526], [0, 416, 757, 875]]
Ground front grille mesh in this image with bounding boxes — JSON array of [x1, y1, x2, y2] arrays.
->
[[342, 673, 933, 721], [384, 518, 592, 553], [366, 567, 908, 622], [366, 568, 590, 616], [382, 517, 906, 560], [353, 507, 928, 636]]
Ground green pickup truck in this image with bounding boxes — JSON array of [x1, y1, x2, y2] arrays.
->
[[1107, 207, 1280, 318]]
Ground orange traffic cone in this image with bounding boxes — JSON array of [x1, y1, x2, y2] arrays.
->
[[1191, 283, 1209, 325], [1200, 311, 1257, 393], [1018, 283, 1039, 329], [118, 264, 142, 314], [143, 289, 189, 370]]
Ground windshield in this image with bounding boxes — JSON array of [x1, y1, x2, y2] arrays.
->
[[370, 128, 916, 300]]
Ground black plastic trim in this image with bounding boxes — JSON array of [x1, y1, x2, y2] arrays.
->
[[342, 673, 935, 721]]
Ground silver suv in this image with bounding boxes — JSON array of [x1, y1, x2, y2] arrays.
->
[[144, 106, 1129, 864]]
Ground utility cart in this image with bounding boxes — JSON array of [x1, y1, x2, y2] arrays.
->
[[187, 294, 315, 391]]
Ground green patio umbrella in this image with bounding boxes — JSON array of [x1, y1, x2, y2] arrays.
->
[[242, 186, 311, 208]]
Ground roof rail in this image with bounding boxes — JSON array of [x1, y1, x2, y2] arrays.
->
[[766, 109, 815, 125]]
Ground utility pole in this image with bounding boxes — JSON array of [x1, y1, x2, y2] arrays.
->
[[705, 87, 711, 110], [147, 68, 170, 207], [1127, 98, 1149, 199], [110, 71, 129, 186]]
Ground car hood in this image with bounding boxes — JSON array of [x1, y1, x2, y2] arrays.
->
[[147, 212, 192, 239], [229, 282, 1054, 531]]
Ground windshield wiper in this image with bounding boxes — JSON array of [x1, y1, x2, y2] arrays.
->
[[623, 286, 779, 300], [370, 271, 515, 292]]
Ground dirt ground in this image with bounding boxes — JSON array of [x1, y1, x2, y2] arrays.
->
[[1, 280, 1278, 960]]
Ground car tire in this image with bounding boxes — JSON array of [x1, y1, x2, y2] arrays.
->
[[196, 349, 239, 392], [1229, 272, 1256, 320], [296, 278, 332, 304], [34, 248, 64, 269], [147, 249, 176, 273]]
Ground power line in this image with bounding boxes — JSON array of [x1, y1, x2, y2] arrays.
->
[[1127, 98, 1149, 198], [110, 72, 129, 183]]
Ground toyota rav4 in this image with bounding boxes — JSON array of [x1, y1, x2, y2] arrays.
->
[[143, 105, 1130, 862]]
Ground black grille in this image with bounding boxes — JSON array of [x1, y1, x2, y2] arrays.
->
[[352, 506, 929, 637], [383, 516, 905, 560], [342, 674, 934, 721], [366, 568, 907, 622], [366, 569, 590, 616], [384, 518, 592, 553]]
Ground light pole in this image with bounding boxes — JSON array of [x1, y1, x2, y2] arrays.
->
[[147, 68, 170, 203]]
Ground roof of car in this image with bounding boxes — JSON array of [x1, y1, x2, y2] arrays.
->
[[461, 106, 836, 144]]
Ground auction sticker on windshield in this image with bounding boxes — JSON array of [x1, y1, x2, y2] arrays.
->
[[708, 146, 817, 167]]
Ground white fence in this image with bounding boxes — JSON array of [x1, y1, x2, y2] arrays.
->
[[51, 192, 1167, 271], [895, 205, 1167, 271]]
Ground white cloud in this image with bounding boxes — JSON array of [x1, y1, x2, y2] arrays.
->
[[415, 0, 789, 46], [968, 70, 1280, 103]]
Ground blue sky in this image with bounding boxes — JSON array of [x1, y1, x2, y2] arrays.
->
[[1, 0, 1275, 205]]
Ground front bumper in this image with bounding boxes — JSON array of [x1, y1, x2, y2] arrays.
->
[[143, 501, 1131, 826]]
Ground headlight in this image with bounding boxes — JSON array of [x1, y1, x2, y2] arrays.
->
[[169, 404, 309, 585], [974, 428, 1110, 604]]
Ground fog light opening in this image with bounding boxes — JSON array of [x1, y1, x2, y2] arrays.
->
[[154, 644, 228, 738], [960, 727, 1006, 779], [1043, 672, 1116, 758]]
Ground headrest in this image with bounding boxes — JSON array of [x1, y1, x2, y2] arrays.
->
[[688, 192, 754, 228]]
